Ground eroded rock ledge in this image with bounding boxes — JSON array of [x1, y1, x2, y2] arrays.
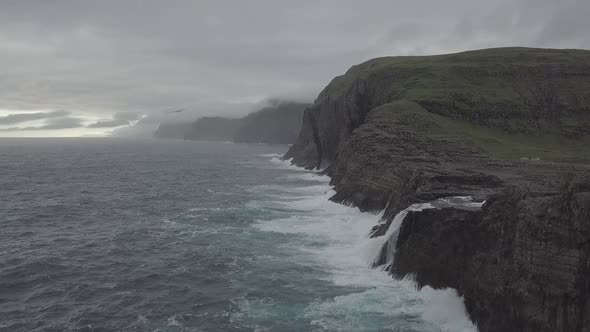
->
[[393, 176, 590, 332]]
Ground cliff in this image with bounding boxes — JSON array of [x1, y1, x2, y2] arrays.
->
[[286, 47, 590, 215], [285, 47, 590, 331], [233, 102, 309, 144], [154, 101, 309, 144], [183, 117, 241, 141], [392, 175, 590, 332]]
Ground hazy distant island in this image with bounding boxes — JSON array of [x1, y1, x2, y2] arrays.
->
[[154, 101, 310, 144], [285, 47, 590, 332]]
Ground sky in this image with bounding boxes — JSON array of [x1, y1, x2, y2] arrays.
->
[[1, 0, 589, 137]]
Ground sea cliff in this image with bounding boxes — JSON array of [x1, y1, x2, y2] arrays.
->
[[285, 47, 590, 331], [154, 101, 309, 144], [392, 175, 590, 331]]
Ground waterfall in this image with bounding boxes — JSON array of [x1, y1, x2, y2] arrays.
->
[[370, 198, 485, 270]]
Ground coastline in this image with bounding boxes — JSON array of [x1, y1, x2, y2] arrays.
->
[[271, 154, 478, 331], [284, 47, 590, 331]]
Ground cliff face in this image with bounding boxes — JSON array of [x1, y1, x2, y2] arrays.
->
[[327, 100, 499, 214], [286, 47, 590, 226], [184, 117, 241, 141], [154, 117, 240, 141], [392, 176, 590, 332], [154, 101, 308, 144], [233, 102, 309, 144], [285, 47, 590, 331]]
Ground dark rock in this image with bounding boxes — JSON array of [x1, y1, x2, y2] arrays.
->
[[392, 175, 590, 332], [153, 116, 241, 141], [185, 117, 242, 141], [233, 101, 309, 144]]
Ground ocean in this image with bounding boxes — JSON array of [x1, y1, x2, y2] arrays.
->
[[0, 138, 476, 331]]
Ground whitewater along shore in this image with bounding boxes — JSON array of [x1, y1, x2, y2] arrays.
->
[[285, 47, 590, 331]]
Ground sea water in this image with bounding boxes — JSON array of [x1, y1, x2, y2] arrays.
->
[[0, 138, 476, 331]]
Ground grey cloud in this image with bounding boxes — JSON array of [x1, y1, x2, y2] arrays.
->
[[533, 0, 590, 47], [0, 116, 84, 131], [0, 0, 588, 136], [0, 110, 70, 125], [86, 119, 129, 128], [42, 117, 85, 130], [113, 112, 141, 122], [86, 112, 141, 128]]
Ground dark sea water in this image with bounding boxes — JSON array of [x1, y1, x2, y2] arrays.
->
[[0, 138, 475, 332]]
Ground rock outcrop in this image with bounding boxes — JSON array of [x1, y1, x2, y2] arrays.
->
[[285, 47, 590, 331], [393, 175, 590, 332]]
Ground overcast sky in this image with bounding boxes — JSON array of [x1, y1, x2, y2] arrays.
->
[[1, 0, 589, 137]]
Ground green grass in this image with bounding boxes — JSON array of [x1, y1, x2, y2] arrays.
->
[[447, 120, 590, 162], [323, 47, 590, 108], [319, 47, 590, 163], [376, 100, 590, 163]]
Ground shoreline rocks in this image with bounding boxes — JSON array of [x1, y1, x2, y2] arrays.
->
[[392, 176, 590, 332]]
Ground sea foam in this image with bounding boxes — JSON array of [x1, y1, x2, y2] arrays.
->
[[252, 155, 478, 331]]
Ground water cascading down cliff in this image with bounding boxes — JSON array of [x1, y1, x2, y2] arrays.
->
[[285, 47, 590, 332]]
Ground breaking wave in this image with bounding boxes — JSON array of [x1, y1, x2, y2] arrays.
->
[[251, 155, 478, 331]]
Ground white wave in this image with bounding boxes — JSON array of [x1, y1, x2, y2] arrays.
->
[[420, 286, 477, 332], [188, 206, 239, 212], [162, 217, 176, 225], [255, 152, 330, 182], [284, 172, 331, 182], [247, 154, 478, 331], [257, 153, 283, 158], [268, 156, 305, 171], [166, 315, 183, 327], [247, 184, 330, 196], [261, 195, 476, 330], [249, 158, 478, 331]]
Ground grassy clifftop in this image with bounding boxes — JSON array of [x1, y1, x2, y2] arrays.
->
[[324, 47, 590, 102], [325, 47, 590, 127], [289, 47, 590, 166], [377, 100, 590, 162]]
